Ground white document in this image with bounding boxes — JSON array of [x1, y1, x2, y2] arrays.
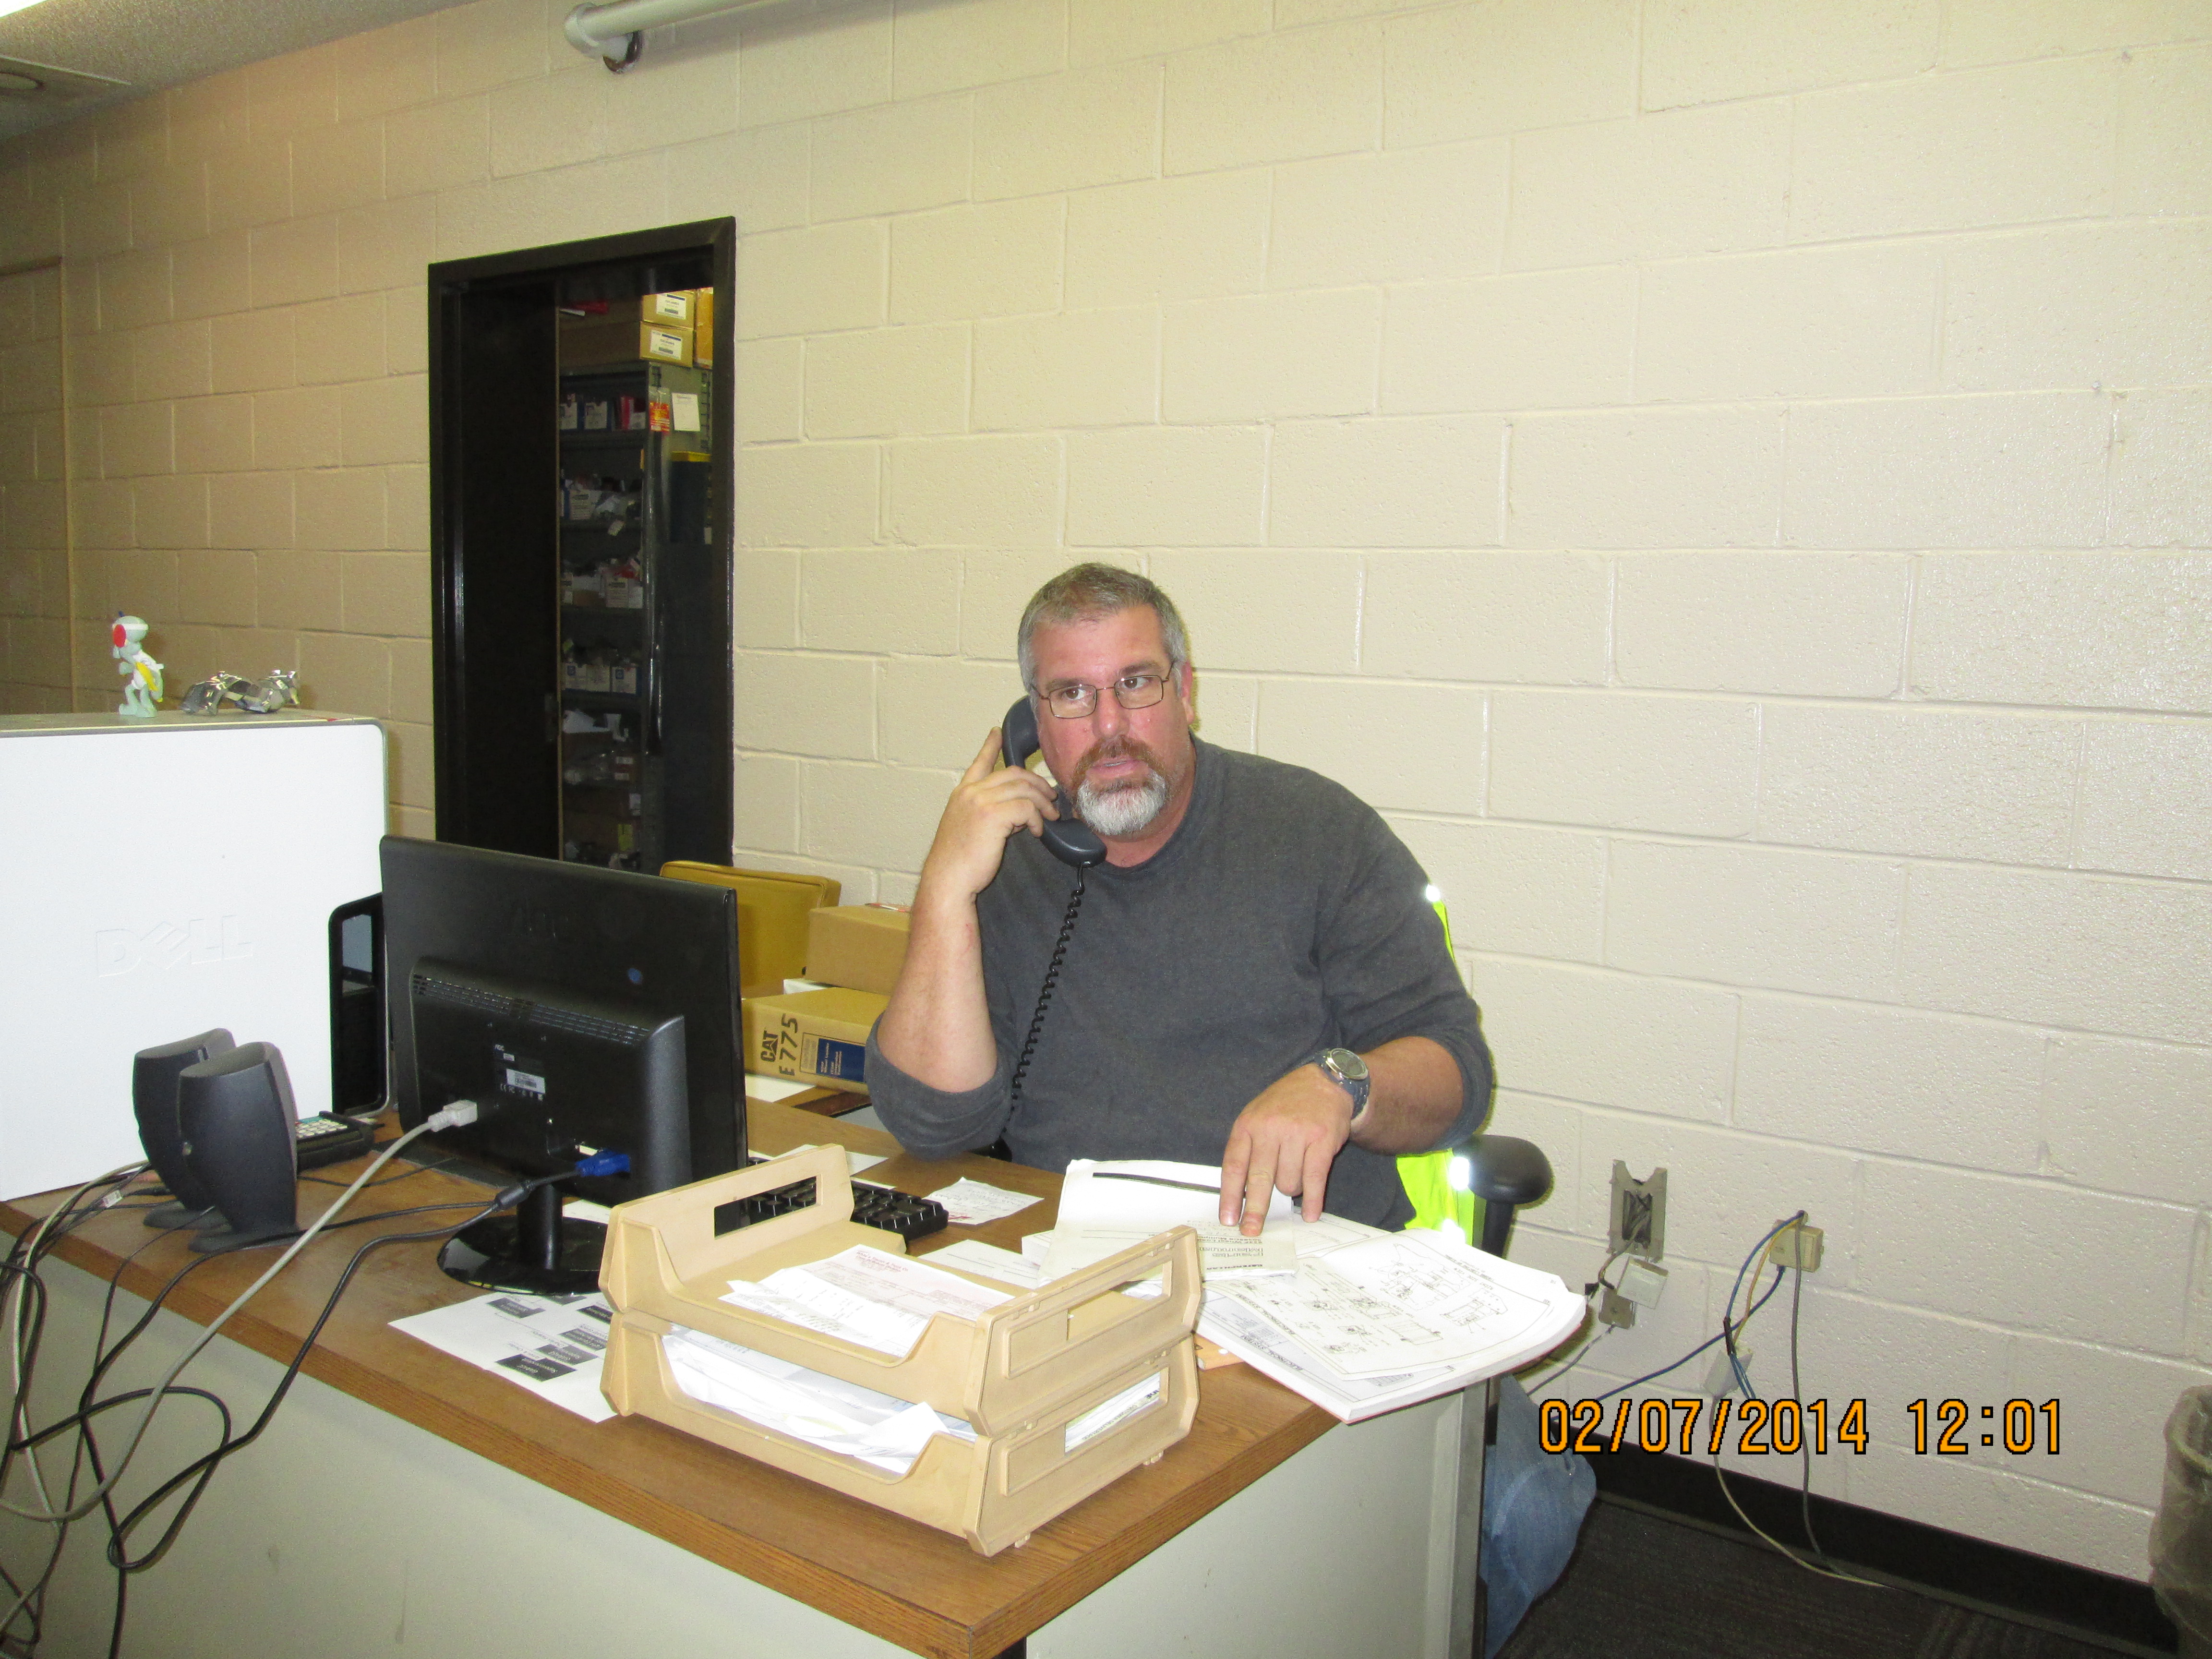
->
[[745, 1074, 815, 1102], [670, 391, 701, 432], [1040, 1224, 1294, 1284], [721, 1245, 1011, 1358], [1058, 1158, 1294, 1231], [1199, 1231, 1586, 1422], [925, 1178, 1043, 1227], [926, 1239, 1043, 1290], [1215, 1255, 1465, 1377], [766, 1141, 885, 1176], [1198, 1297, 1457, 1415], [662, 1324, 974, 1477], [1064, 1372, 1164, 1453], [390, 1291, 619, 1422]]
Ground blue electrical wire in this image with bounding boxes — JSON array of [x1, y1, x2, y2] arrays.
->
[[1583, 1213, 1805, 1405]]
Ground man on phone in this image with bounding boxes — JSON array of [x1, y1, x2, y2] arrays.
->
[[866, 564, 1589, 1654], [868, 562, 1483, 1234]]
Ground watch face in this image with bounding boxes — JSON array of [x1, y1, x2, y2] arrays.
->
[[1326, 1047, 1369, 1082]]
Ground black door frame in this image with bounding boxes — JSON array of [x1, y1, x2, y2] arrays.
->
[[428, 218, 736, 860]]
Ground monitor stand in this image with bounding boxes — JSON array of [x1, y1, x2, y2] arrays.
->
[[437, 1182, 603, 1297]]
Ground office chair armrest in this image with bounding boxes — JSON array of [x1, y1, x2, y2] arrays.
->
[[1464, 1135, 1552, 1257], [1466, 1135, 1551, 1210]]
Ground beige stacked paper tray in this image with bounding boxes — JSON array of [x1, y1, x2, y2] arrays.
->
[[598, 1145, 1202, 1555]]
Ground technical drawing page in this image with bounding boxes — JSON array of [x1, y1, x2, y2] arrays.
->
[[1199, 1297, 1455, 1407], [1319, 1235, 1538, 1330], [1219, 1260, 1457, 1376]]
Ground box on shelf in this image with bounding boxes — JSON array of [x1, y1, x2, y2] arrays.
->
[[692, 288, 714, 367], [599, 1145, 1202, 1556], [660, 863, 839, 997], [643, 290, 694, 325], [805, 905, 911, 998], [742, 987, 883, 1092], [639, 323, 693, 366], [560, 306, 696, 372]]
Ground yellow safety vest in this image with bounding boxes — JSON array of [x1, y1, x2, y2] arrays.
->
[[1397, 888, 1483, 1246]]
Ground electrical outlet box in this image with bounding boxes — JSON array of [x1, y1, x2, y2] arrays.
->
[[1766, 1221, 1824, 1272], [1609, 1162, 1668, 1262], [1597, 1287, 1638, 1329], [1705, 1345, 1752, 1398], [1618, 1259, 1668, 1310]]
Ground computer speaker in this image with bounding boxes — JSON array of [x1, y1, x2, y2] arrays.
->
[[179, 1042, 301, 1254], [132, 1029, 236, 1230]]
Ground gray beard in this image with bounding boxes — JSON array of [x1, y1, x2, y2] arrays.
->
[[1076, 768, 1169, 838]]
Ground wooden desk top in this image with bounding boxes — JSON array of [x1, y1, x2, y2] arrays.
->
[[1, 1105, 1335, 1659]]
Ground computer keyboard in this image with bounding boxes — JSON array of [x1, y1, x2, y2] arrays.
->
[[294, 1112, 377, 1170]]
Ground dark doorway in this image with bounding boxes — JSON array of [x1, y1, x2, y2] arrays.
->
[[429, 220, 735, 868]]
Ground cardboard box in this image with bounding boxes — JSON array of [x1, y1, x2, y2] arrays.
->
[[559, 311, 696, 370], [805, 904, 911, 997], [692, 288, 714, 367], [639, 321, 693, 366], [660, 863, 839, 995], [642, 289, 693, 326], [742, 987, 884, 1092]]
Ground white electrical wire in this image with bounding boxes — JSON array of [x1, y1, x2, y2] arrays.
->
[[2, 1105, 472, 1526]]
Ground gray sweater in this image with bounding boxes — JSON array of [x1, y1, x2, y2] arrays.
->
[[865, 739, 1492, 1229]]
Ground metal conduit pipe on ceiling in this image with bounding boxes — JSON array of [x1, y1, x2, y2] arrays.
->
[[564, 0, 789, 69]]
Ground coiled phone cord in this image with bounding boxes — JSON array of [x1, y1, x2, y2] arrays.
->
[[1008, 869, 1086, 1105]]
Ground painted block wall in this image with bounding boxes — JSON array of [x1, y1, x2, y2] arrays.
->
[[3, 0, 2208, 1585], [0, 264, 69, 712]]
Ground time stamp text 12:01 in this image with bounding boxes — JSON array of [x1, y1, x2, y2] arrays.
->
[[1539, 1398, 2062, 1458]]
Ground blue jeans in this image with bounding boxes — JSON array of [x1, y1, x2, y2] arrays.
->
[[1482, 1374, 1596, 1655]]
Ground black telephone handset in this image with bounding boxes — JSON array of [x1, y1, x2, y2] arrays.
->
[[1003, 697, 1106, 870]]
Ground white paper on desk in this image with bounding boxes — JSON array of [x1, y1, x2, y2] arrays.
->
[[1058, 1159, 1293, 1232], [1204, 1229, 1584, 1407], [390, 1291, 619, 1422], [1216, 1256, 1460, 1377], [721, 1245, 1011, 1357], [663, 1324, 974, 1477], [745, 1074, 814, 1102], [1040, 1224, 1293, 1284], [763, 1141, 885, 1176], [925, 1178, 1042, 1227], [1198, 1296, 1456, 1415], [926, 1239, 1042, 1289]]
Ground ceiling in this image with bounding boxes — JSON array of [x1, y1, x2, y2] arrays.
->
[[0, 0, 465, 144]]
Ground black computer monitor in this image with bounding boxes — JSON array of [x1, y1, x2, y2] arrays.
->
[[380, 836, 745, 1294]]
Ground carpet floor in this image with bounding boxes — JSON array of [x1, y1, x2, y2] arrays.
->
[[1498, 1500, 2145, 1659]]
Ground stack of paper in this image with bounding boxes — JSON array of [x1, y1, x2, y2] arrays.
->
[[1032, 1159, 1300, 1285], [719, 1244, 1011, 1357], [663, 1324, 975, 1475], [1200, 1229, 1586, 1423]]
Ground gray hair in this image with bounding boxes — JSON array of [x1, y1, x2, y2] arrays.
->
[[1016, 564, 1191, 690]]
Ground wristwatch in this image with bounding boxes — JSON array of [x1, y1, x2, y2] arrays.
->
[[1312, 1047, 1371, 1131]]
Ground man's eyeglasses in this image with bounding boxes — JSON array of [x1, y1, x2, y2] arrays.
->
[[1037, 673, 1171, 719]]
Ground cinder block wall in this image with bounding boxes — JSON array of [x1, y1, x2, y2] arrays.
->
[[3, 0, 2207, 1583], [0, 264, 68, 711]]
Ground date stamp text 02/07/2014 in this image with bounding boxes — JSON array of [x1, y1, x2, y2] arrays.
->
[[1539, 1398, 2063, 1458]]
